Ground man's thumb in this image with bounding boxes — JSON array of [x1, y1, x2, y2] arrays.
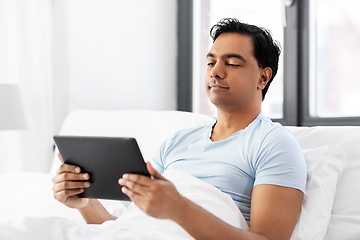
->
[[146, 161, 166, 180]]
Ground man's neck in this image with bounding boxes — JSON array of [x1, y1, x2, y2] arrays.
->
[[210, 108, 261, 142]]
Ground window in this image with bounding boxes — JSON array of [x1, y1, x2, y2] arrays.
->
[[309, 0, 360, 117], [177, 0, 360, 126], [300, 0, 360, 125]]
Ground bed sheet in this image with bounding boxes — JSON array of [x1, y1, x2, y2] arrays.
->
[[0, 169, 248, 239]]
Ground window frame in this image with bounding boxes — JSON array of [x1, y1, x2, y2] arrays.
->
[[280, 0, 299, 126], [177, 0, 360, 126], [298, 0, 360, 126], [177, 0, 193, 112]]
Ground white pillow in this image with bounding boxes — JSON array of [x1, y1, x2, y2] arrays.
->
[[50, 110, 215, 176], [291, 145, 346, 240]]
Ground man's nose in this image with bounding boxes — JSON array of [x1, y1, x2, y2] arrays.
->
[[210, 62, 225, 79]]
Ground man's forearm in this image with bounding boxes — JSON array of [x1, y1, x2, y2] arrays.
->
[[172, 196, 267, 240], [78, 199, 117, 224]]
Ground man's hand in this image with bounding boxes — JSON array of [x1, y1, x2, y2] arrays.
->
[[118, 162, 185, 219], [52, 153, 91, 209]]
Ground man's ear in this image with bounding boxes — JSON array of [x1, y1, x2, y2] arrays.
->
[[257, 67, 272, 90]]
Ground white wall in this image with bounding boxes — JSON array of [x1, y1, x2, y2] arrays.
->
[[0, 0, 178, 173], [0, 0, 56, 173], [50, 0, 178, 171], [60, 0, 177, 116]]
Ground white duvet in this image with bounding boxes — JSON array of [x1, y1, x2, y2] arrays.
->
[[0, 169, 248, 240]]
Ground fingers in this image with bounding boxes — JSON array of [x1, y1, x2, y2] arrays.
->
[[119, 171, 181, 219], [53, 163, 89, 185], [119, 174, 169, 202], [122, 173, 150, 185], [146, 162, 166, 180], [52, 170, 90, 195], [118, 162, 165, 186], [120, 181, 157, 207], [118, 163, 167, 198], [118, 176, 149, 196], [121, 185, 140, 201], [53, 172, 89, 183], [56, 163, 81, 175], [52, 163, 90, 202], [52, 177, 90, 193], [53, 188, 85, 203]]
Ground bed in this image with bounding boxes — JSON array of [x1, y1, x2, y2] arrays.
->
[[0, 110, 359, 239]]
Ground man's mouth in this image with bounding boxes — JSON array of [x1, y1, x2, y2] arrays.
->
[[209, 84, 229, 89]]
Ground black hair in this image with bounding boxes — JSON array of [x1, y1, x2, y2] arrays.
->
[[210, 18, 281, 101]]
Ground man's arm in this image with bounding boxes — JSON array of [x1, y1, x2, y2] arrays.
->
[[173, 184, 302, 240], [249, 184, 303, 239], [77, 199, 117, 224], [120, 162, 303, 240]]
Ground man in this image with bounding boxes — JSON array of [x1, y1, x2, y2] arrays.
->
[[52, 18, 306, 240]]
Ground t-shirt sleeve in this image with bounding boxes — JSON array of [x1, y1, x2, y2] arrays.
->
[[150, 142, 166, 174], [150, 132, 179, 174], [253, 128, 307, 194]]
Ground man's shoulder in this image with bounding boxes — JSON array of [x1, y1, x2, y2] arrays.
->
[[163, 123, 213, 144], [251, 114, 300, 149], [249, 113, 288, 138], [172, 123, 213, 139]]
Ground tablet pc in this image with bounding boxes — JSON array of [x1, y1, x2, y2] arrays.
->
[[53, 135, 150, 201]]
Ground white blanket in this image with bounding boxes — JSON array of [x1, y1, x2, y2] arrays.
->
[[0, 169, 248, 240]]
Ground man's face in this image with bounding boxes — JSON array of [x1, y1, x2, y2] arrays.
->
[[205, 33, 267, 111]]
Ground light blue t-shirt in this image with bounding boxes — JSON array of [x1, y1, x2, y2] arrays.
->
[[151, 113, 307, 223]]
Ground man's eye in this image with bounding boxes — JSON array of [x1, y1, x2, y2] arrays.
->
[[227, 63, 240, 67], [207, 63, 215, 66]]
